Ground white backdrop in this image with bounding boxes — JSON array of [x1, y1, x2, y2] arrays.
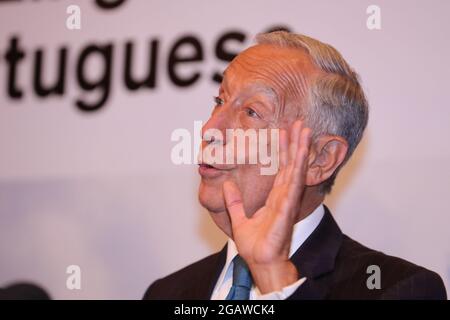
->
[[0, 0, 449, 299]]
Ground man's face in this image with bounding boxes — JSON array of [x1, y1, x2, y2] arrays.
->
[[198, 44, 315, 218]]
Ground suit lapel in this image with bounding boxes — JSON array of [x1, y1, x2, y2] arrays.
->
[[288, 206, 343, 299], [191, 243, 228, 299]]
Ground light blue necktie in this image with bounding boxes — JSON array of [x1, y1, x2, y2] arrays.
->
[[225, 255, 253, 300]]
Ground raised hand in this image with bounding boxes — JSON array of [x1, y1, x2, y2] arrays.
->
[[222, 120, 312, 293]]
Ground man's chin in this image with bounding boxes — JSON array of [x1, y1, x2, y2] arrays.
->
[[198, 195, 226, 214], [198, 183, 226, 214]]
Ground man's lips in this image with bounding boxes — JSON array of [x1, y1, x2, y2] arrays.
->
[[198, 163, 233, 178]]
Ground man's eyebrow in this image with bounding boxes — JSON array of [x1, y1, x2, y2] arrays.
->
[[245, 83, 278, 113]]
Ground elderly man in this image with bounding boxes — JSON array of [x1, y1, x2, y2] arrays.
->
[[143, 31, 446, 300]]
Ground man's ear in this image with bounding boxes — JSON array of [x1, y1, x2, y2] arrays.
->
[[305, 135, 349, 187]]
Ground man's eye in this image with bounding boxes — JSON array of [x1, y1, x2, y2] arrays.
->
[[245, 107, 259, 118], [213, 96, 224, 106]]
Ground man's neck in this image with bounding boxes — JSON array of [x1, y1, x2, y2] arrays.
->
[[294, 187, 324, 224]]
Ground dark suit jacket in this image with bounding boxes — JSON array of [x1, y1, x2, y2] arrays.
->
[[143, 207, 447, 299]]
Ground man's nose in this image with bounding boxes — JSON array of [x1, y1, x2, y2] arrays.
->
[[201, 109, 230, 145]]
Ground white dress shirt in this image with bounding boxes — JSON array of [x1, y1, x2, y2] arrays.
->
[[211, 204, 325, 300]]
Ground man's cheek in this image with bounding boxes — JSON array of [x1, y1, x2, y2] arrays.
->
[[225, 128, 277, 167], [240, 171, 275, 215]]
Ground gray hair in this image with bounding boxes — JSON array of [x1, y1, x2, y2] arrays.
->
[[256, 31, 369, 194]]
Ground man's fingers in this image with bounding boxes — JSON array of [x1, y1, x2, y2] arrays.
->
[[288, 120, 303, 164], [286, 120, 304, 180], [291, 128, 312, 187], [278, 128, 289, 170], [223, 180, 247, 226], [279, 127, 312, 215], [274, 129, 288, 186]]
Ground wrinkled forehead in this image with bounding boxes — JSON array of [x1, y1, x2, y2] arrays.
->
[[222, 44, 315, 109]]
